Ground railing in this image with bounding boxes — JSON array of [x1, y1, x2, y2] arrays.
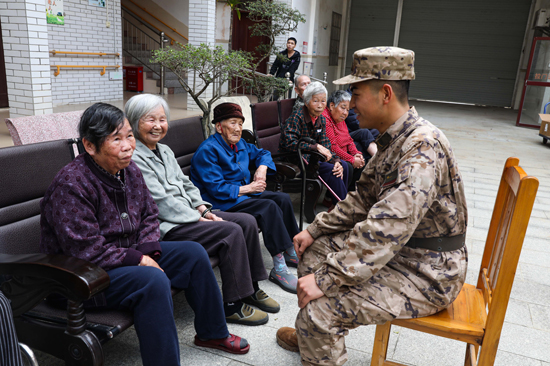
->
[[122, 7, 167, 95], [266, 61, 328, 99], [51, 65, 120, 76], [125, 0, 188, 43], [122, 5, 176, 45], [50, 50, 120, 57]]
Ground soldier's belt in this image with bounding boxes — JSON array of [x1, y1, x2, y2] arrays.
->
[[405, 234, 465, 252]]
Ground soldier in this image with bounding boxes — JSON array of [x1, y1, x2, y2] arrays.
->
[[275, 46, 468, 366]]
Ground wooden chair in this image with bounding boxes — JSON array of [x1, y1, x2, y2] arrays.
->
[[370, 157, 539, 366]]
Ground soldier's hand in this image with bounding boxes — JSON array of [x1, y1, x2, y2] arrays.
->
[[293, 230, 314, 259], [297, 274, 324, 308]]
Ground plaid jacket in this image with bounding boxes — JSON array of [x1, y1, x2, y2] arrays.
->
[[279, 105, 339, 163]]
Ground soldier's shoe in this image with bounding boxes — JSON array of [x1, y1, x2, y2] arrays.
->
[[284, 251, 299, 268], [243, 289, 280, 313], [269, 268, 298, 294], [226, 303, 269, 326], [276, 327, 299, 352]]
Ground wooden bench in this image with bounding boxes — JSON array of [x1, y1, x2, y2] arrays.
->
[[0, 116, 217, 365]]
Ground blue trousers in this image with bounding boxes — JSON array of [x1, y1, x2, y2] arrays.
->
[[104, 241, 228, 366], [227, 191, 300, 257], [318, 161, 349, 204]]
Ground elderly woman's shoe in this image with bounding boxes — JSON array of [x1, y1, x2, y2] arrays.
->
[[243, 289, 280, 313], [276, 327, 299, 352], [226, 303, 269, 326], [284, 251, 299, 268], [195, 334, 250, 354], [269, 268, 298, 294]]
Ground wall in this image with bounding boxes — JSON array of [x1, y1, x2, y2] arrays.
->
[[0, 0, 53, 117], [151, 0, 189, 26], [286, 0, 350, 94], [48, 0, 122, 106]]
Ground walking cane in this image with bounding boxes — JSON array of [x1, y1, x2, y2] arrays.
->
[[297, 137, 342, 229]]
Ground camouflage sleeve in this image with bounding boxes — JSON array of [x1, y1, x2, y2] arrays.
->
[[314, 140, 443, 297]]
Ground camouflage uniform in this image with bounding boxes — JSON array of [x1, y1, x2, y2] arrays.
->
[[294, 47, 468, 366]]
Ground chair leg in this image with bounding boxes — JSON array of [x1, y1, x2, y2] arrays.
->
[[304, 179, 322, 223], [464, 343, 479, 366], [370, 322, 392, 366]]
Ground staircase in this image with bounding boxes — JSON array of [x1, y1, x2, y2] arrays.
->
[[121, 6, 186, 94]]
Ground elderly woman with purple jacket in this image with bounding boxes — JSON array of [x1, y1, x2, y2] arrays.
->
[[39, 103, 249, 366]]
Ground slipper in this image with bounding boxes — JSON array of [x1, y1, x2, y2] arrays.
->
[[194, 334, 250, 354]]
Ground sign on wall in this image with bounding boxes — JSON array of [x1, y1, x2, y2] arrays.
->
[[89, 0, 106, 7], [46, 0, 64, 25]]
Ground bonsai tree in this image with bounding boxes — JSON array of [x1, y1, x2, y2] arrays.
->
[[244, 0, 306, 102], [152, 43, 251, 137]]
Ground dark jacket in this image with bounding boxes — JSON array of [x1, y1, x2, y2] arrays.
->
[[40, 153, 162, 271], [279, 105, 339, 164], [269, 49, 301, 80]]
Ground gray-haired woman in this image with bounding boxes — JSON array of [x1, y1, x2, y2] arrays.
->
[[126, 94, 280, 327], [323, 89, 365, 190], [279, 82, 350, 207]]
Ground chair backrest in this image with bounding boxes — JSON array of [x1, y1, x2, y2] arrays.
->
[[200, 96, 254, 132], [250, 101, 281, 154], [476, 157, 538, 365], [159, 116, 205, 176], [278, 98, 296, 127], [0, 139, 75, 255], [5, 111, 83, 145]]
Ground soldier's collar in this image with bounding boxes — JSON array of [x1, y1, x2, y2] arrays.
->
[[375, 107, 418, 151]]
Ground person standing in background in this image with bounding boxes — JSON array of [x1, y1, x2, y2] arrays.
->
[[269, 37, 301, 100]]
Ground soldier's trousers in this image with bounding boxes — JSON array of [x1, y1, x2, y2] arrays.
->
[[295, 233, 441, 366]]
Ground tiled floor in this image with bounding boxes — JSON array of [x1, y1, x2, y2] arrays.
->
[[12, 99, 550, 365]]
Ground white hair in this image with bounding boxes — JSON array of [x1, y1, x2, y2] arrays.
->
[[124, 94, 170, 134], [303, 81, 327, 105]]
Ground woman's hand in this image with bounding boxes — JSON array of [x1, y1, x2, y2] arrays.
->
[[332, 162, 344, 179], [353, 154, 364, 168], [253, 165, 268, 183], [206, 212, 223, 221], [316, 144, 332, 162], [238, 180, 266, 196], [139, 255, 164, 272]]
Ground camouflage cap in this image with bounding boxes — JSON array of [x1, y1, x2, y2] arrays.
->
[[333, 46, 415, 85]]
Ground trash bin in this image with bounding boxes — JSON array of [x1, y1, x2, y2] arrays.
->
[[124, 66, 143, 92]]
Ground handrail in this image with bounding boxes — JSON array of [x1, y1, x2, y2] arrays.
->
[[125, 0, 188, 42], [122, 6, 174, 45], [267, 61, 328, 85], [50, 50, 120, 57], [52, 65, 120, 76]]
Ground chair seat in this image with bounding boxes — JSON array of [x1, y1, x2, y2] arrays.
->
[[392, 284, 487, 345]]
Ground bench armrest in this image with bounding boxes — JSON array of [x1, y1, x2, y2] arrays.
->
[[0, 253, 110, 316]]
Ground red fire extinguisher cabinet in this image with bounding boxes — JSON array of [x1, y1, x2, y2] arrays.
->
[[125, 66, 144, 92]]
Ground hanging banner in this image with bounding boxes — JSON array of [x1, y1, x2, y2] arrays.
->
[[89, 0, 106, 7], [46, 0, 64, 25]]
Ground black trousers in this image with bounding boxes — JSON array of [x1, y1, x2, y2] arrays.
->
[[163, 211, 268, 302], [227, 191, 300, 257]]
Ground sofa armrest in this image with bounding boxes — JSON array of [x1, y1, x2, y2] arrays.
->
[[274, 161, 300, 179], [0, 253, 110, 316]]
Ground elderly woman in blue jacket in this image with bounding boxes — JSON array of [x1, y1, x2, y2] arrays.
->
[[190, 103, 301, 294], [127, 94, 280, 326]]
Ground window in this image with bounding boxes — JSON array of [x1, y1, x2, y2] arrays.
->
[[329, 12, 342, 66]]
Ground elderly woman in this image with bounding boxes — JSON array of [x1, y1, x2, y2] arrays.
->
[[190, 103, 301, 294], [39, 103, 250, 366], [279, 82, 349, 206], [126, 94, 278, 325], [323, 89, 365, 190]]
